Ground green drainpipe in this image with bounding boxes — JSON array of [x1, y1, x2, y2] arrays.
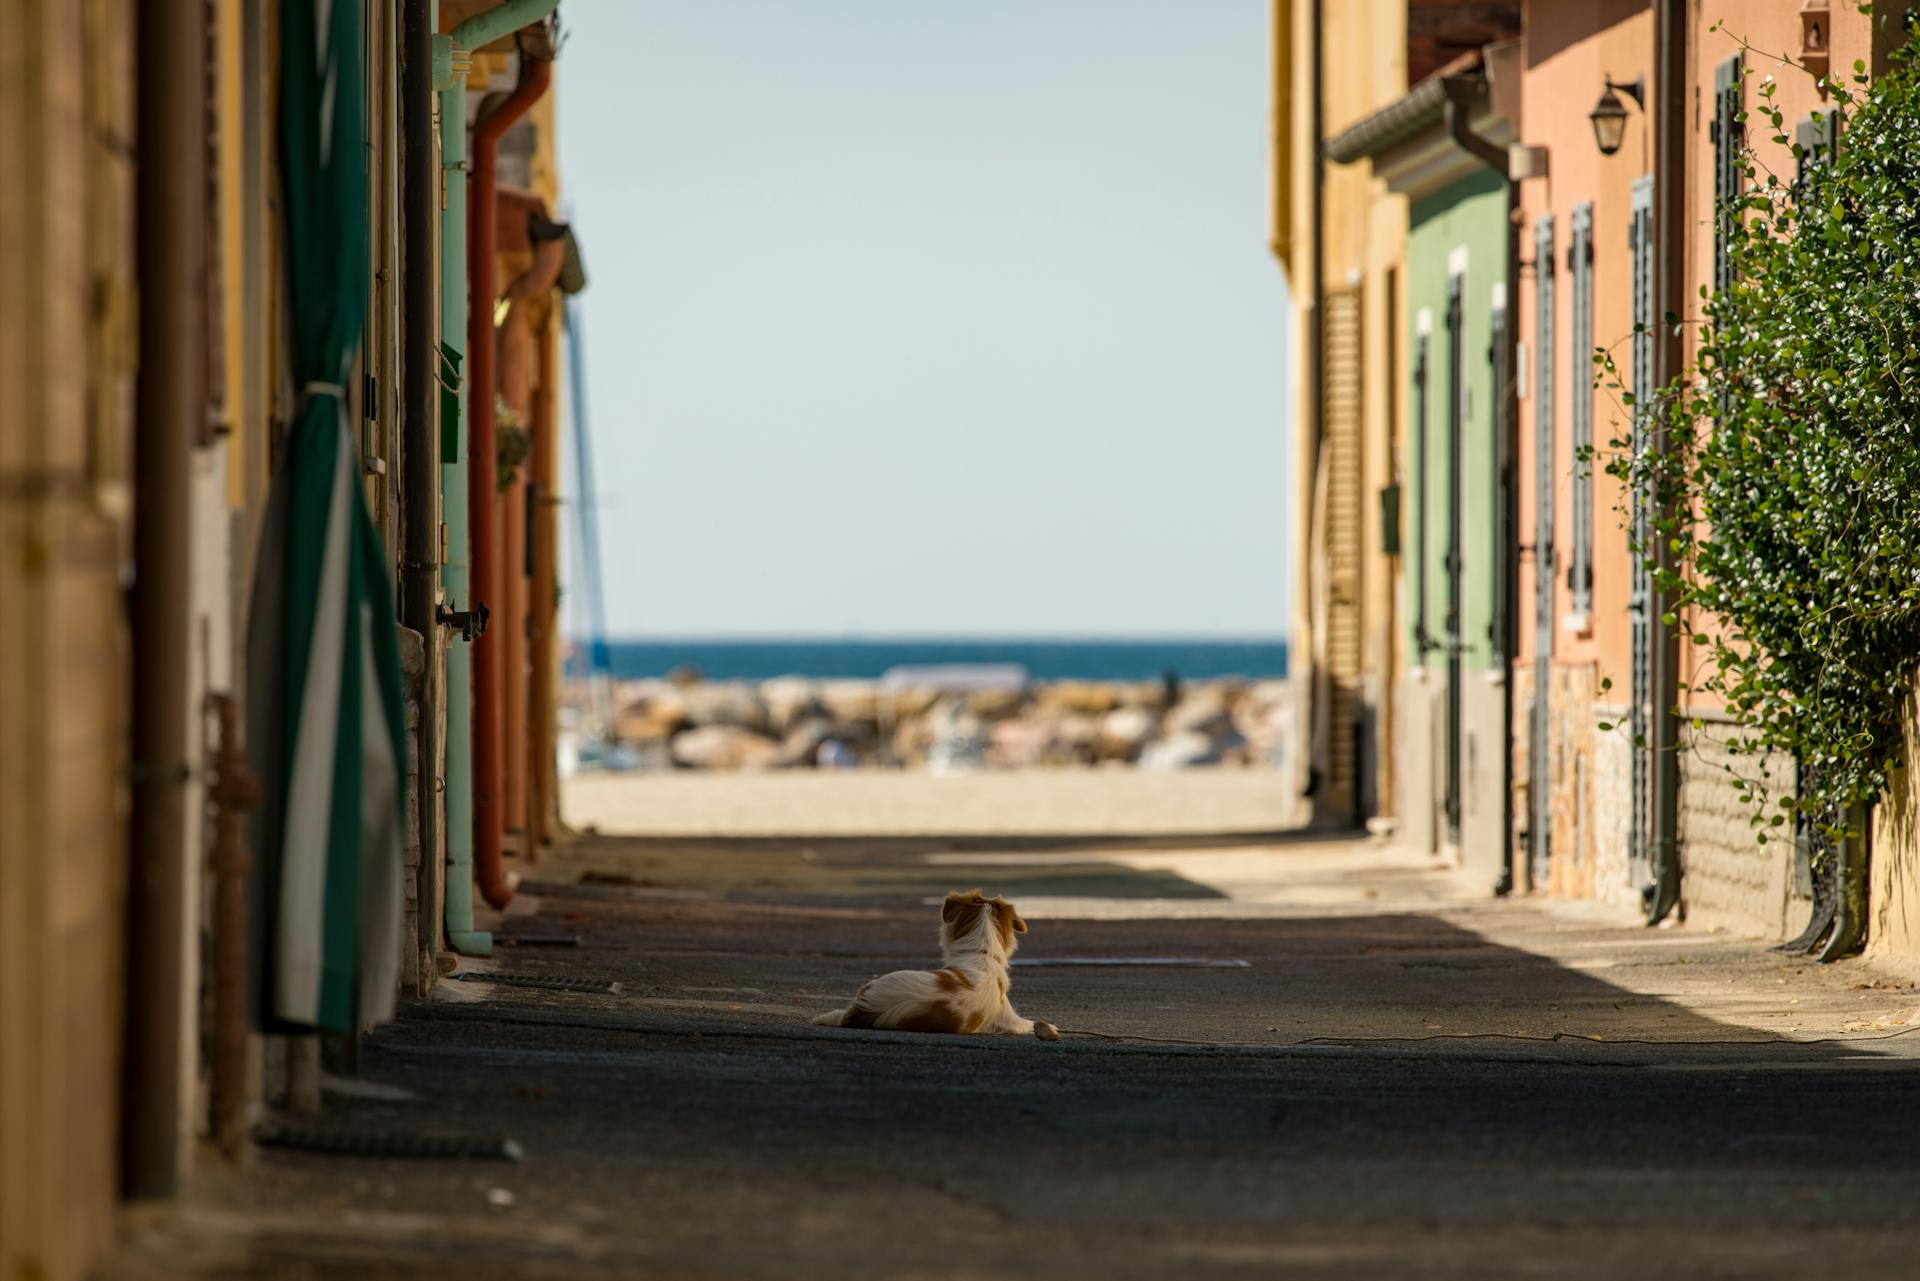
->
[[451, 0, 560, 54], [435, 0, 561, 953], [437, 31, 488, 956]]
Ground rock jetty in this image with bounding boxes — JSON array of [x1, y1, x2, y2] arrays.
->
[[565, 673, 1294, 773]]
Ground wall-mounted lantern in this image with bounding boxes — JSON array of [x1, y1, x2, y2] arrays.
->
[[1590, 76, 1644, 156]]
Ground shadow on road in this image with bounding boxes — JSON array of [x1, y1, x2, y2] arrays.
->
[[127, 828, 1920, 1281], [492, 833, 1875, 1055]]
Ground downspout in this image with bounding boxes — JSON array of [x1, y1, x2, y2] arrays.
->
[[501, 334, 530, 850], [468, 49, 553, 910], [497, 214, 566, 856], [402, 0, 442, 976], [452, 0, 560, 56], [1644, 0, 1687, 924], [1442, 73, 1521, 896], [435, 31, 490, 955], [1305, 0, 1327, 808], [126, 0, 207, 1198], [530, 295, 563, 852]]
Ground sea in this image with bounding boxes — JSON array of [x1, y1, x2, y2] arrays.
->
[[577, 638, 1288, 684]]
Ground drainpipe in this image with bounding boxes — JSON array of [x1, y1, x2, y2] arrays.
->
[[502, 370, 529, 849], [530, 311, 560, 850], [403, 0, 443, 975], [1643, 0, 1687, 925], [435, 33, 490, 955], [468, 48, 553, 910], [1304, 0, 1327, 809], [126, 0, 207, 1199], [452, 0, 560, 56], [1442, 72, 1521, 896]]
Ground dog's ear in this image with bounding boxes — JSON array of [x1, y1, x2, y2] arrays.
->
[[942, 890, 976, 924], [990, 896, 1028, 933]]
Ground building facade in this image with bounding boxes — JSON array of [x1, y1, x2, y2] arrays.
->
[[1292, 0, 1920, 966], [1273, 0, 1523, 831], [1327, 42, 1521, 889], [1, 4, 581, 1278]]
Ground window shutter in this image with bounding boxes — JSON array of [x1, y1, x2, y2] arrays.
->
[[1567, 202, 1594, 617], [1713, 54, 1744, 300]]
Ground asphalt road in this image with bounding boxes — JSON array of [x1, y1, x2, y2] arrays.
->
[[124, 832, 1920, 1280]]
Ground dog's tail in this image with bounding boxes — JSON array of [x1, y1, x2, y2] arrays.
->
[[810, 1009, 849, 1027]]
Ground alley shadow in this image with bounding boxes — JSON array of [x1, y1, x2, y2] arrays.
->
[[476, 864, 1888, 1060], [526, 826, 1365, 903], [558, 825, 1354, 856]]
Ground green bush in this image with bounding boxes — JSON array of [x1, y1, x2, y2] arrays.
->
[[1602, 18, 1920, 845]]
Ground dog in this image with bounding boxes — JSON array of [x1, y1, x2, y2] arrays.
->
[[812, 889, 1060, 1041]]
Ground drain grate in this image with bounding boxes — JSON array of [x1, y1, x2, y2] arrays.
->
[[453, 971, 622, 994], [257, 1124, 523, 1161], [497, 934, 582, 948]]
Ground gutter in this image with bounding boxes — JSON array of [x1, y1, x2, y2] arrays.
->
[[1324, 76, 1453, 165], [1306, 0, 1327, 808], [1322, 50, 1489, 167], [452, 0, 559, 55], [436, 32, 489, 955], [468, 46, 555, 911], [1440, 75, 1509, 177], [432, 0, 559, 939], [402, 0, 443, 977], [1643, 0, 1686, 925], [126, 0, 207, 1198]]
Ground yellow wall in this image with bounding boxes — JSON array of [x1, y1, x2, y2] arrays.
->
[[0, 3, 138, 1278], [1272, 0, 1408, 819]]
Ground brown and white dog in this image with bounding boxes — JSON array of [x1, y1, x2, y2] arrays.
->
[[812, 889, 1060, 1041]]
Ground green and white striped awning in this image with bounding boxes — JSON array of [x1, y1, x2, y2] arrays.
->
[[248, 0, 407, 1035]]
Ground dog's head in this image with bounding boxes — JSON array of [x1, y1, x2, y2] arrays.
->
[[941, 888, 1028, 956]]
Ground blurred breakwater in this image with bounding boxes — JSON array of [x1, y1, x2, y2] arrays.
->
[[563, 674, 1294, 774]]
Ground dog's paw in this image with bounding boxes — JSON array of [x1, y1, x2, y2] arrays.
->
[[1033, 1021, 1060, 1042]]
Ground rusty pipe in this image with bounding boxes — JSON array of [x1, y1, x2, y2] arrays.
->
[[1643, 0, 1688, 925], [126, 0, 208, 1199], [468, 54, 551, 910]]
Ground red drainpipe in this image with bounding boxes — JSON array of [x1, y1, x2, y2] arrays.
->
[[468, 54, 551, 910]]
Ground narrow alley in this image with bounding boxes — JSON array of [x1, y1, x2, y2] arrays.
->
[[115, 800, 1920, 1280], [18, 4, 1920, 1279]]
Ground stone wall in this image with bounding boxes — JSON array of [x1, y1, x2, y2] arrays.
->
[[1544, 662, 1602, 901], [1459, 672, 1507, 890], [1870, 674, 1920, 969], [1397, 669, 1445, 857], [1677, 720, 1801, 939], [1590, 703, 1638, 911]]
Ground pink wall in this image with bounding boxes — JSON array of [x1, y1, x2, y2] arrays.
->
[[1677, 4, 1873, 711], [1514, 0, 1653, 697]]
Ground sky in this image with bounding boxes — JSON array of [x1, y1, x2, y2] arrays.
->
[[556, 0, 1292, 638]]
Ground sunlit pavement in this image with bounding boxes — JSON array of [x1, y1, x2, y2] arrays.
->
[[115, 824, 1920, 1279]]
